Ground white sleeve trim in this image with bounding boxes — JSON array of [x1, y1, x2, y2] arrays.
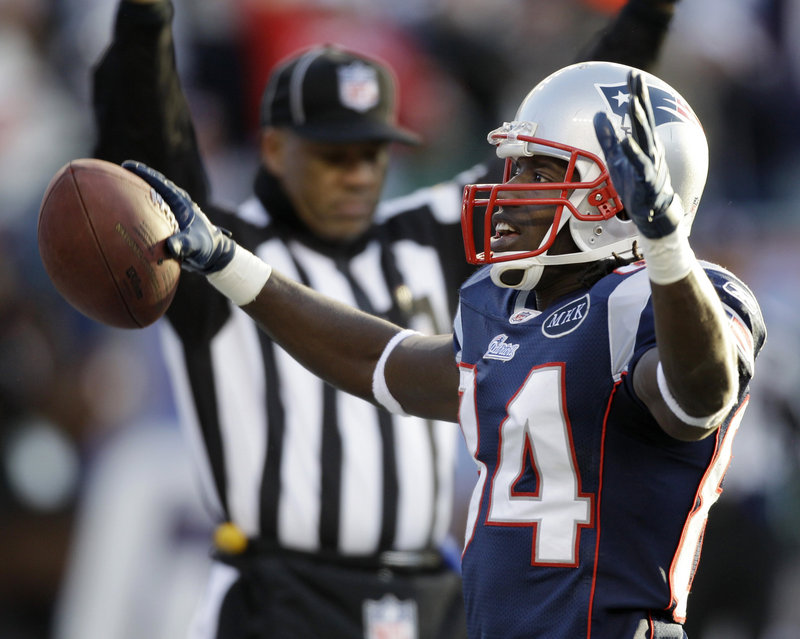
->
[[656, 361, 734, 429], [372, 329, 420, 416]]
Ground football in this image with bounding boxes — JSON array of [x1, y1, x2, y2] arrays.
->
[[37, 158, 181, 329]]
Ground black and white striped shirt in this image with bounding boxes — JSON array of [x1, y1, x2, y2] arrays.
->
[[160, 167, 484, 555]]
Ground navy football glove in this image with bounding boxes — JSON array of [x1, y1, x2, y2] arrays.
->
[[593, 71, 682, 239], [122, 160, 235, 274]]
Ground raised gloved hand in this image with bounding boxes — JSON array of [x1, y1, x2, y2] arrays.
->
[[592, 70, 697, 285], [122, 160, 272, 305], [593, 70, 682, 240], [122, 160, 236, 274]]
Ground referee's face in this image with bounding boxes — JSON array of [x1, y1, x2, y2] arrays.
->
[[262, 128, 390, 242]]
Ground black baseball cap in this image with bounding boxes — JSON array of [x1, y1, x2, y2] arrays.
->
[[259, 45, 421, 145]]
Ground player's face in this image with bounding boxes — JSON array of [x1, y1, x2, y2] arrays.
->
[[262, 129, 390, 242], [490, 155, 573, 255]]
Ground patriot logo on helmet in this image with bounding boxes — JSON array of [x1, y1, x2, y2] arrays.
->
[[596, 82, 701, 129]]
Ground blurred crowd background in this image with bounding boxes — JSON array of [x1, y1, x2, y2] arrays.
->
[[2, 0, 800, 638]]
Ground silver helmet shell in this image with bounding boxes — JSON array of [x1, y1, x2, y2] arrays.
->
[[461, 61, 709, 289]]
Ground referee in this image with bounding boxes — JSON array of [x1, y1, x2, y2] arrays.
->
[[91, 1, 682, 637]]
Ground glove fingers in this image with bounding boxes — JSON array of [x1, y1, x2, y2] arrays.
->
[[628, 71, 667, 173], [166, 232, 194, 260], [626, 73, 652, 159], [620, 136, 647, 174], [122, 160, 171, 191], [593, 111, 620, 159], [122, 160, 195, 227]]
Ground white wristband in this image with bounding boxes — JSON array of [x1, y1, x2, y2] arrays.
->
[[372, 329, 419, 416], [638, 227, 696, 285], [206, 244, 272, 306], [656, 362, 734, 429]]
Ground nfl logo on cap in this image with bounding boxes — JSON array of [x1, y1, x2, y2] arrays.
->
[[338, 62, 380, 113], [260, 44, 421, 145]]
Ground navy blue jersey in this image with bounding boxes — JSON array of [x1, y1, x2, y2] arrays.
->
[[453, 260, 765, 639]]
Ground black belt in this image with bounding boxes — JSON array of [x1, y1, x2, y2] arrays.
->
[[213, 523, 444, 572]]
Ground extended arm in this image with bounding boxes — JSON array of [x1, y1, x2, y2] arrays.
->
[[247, 273, 460, 422], [594, 72, 737, 441], [123, 161, 461, 422]]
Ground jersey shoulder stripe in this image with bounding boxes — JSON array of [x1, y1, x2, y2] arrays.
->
[[700, 260, 767, 365], [605, 266, 652, 380]]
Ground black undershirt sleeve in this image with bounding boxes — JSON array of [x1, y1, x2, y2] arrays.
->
[[92, 0, 210, 208], [576, 0, 679, 69]]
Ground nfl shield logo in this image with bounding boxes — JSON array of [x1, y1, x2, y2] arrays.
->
[[337, 62, 381, 113], [363, 594, 418, 639]]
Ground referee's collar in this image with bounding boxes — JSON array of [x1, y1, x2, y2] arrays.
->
[[253, 166, 376, 258]]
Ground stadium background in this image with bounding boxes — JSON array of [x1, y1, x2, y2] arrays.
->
[[1, 1, 799, 638]]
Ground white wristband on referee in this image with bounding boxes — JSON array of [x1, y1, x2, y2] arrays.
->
[[638, 226, 696, 285], [656, 362, 734, 429], [372, 329, 419, 416], [206, 244, 272, 306]]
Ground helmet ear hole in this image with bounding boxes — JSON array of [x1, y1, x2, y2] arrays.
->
[[616, 208, 630, 221], [500, 269, 525, 287]]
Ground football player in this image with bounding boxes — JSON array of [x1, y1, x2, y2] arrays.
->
[[125, 62, 765, 639]]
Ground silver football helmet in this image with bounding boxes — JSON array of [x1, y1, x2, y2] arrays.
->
[[461, 61, 709, 289]]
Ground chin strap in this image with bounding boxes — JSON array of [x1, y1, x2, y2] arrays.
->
[[490, 259, 544, 290], [489, 239, 640, 290]]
